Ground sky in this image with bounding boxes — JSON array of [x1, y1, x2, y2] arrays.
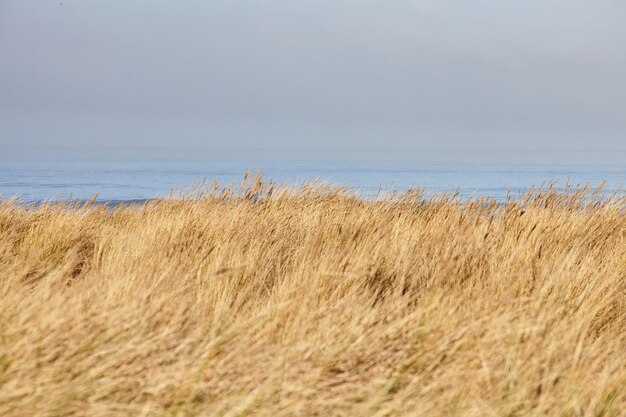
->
[[1, 0, 625, 152]]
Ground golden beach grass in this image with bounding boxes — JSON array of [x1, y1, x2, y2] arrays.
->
[[0, 176, 624, 416]]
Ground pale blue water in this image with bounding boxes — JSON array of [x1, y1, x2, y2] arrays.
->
[[0, 147, 624, 202]]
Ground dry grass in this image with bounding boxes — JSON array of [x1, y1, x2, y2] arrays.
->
[[0, 176, 625, 416]]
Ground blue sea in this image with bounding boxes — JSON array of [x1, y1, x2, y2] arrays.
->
[[1, 147, 624, 202]]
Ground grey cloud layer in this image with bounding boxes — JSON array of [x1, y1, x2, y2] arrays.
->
[[1, 0, 625, 149]]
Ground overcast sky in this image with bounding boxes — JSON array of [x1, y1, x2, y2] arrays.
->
[[1, 0, 625, 151]]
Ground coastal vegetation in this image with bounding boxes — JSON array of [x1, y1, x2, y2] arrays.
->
[[0, 176, 624, 416]]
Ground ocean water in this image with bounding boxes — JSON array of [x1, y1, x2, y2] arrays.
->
[[0, 147, 624, 202]]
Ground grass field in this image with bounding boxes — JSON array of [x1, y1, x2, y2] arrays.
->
[[1, 176, 625, 416]]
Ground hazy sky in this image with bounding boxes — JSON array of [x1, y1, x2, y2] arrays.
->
[[1, 0, 625, 151]]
